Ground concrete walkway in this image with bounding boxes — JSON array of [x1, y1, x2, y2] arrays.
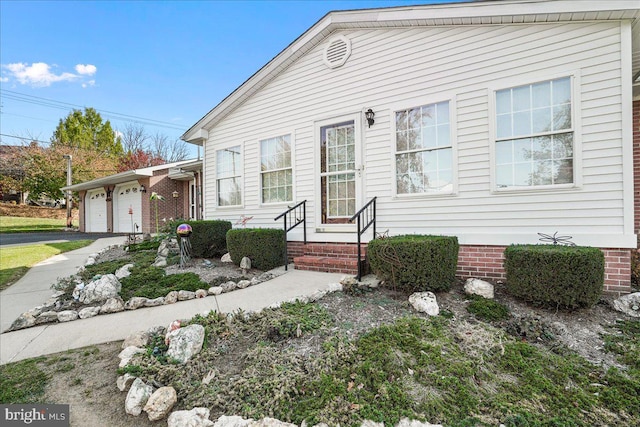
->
[[0, 238, 344, 364]]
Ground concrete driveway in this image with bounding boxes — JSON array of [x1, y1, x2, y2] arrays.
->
[[0, 232, 126, 247]]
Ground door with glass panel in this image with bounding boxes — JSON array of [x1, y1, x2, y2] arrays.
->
[[319, 120, 359, 225]]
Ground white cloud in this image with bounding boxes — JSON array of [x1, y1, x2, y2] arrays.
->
[[75, 64, 97, 75], [1, 62, 97, 87], [0, 76, 8, 83]]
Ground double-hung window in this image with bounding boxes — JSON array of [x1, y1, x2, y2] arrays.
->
[[495, 77, 573, 188], [395, 101, 452, 195], [260, 134, 293, 204], [216, 145, 242, 207]]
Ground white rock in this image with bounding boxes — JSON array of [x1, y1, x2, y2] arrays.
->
[[35, 311, 58, 324], [122, 331, 150, 349], [395, 419, 443, 427], [153, 257, 168, 267], [208, 286, 223, 295], [115, 263, 134, 279], [214, 415, 253, 427], [118, 346, 146, 368], [250, 277, 260, 286], [327, 282, 343, 292], [85, 257, 96, 266], [72, 283, 85, 300], [240, 257, 251, 271], [340, 275, 358, 286], [221, 281, 237, 292], [78, 306, 101, 319], [144, 297, 165, 307], [143, 386, 177, 421], [249, 418, 297, 427], [409, 292, 440, 316], [360, 421, 384, 427], [9, 312, 36, 330], [79, 274, 122, 304], [165, 291, 178, 304], [125, 378, 154, 416], [221, 253, 232, 263], [57, 310, 78, 322], [237, 280, 251, 289], [116, 373, 136, 391], [613, 292, 640, 318], [195, 289, 208, 298], [100, 296, 125, 314], [166, 324, 205, 364], [178, 290, 196, 301], [125, 297, 149, 310], [168, 407, 214, 427], [464, 278, 495, 299]]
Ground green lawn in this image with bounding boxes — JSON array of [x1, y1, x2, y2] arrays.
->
[[0, 241, 93, 290], [0, 216, 76, 233]]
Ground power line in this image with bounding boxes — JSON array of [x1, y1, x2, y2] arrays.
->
[[0, 89, 188, 132], [0, 133, 51, 145]]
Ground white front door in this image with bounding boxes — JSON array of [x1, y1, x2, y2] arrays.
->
[[318, 116, 362, 226]]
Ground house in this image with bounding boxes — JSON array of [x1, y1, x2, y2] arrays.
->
[[61, 159, 203, 234], [182, 0, 640, 295]]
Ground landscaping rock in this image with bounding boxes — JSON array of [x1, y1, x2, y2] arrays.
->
[[257, 272, 274, 282], [165, 291, 178, 304], [395, 419, 443, 427], [360, 421, 384, 427], [237, 280, 251, 289], [100, 296, 125, 314], [118, 346, 145, 368], [195, 289, 208, 298], [85, 257, 96, 266], [158, 245, 170, 258], [221, 253, 232, 263], [72, 283, 85, 300], [122, 331, 150, 349], [214, 415, 252, 427], [116, 373, 136, 392], [10, 312, 36, 330], [125, 378, 154, 416], [35, 311, 58, 325], [125, 297, 149, 310], [78, 306, 101, 319], [166, 324, 205, 364], [153, 256, 168, 267], [240, 256, 251, 273], [221, 281, 237, 292], [409, 292, 440, 316], [250, 277, 261, 286], [340, 275, 358, 286], [79, 274, 121, 304], [178, 290, 196, 301], [612, 292, 640, 318], [168, 407, 214, 427], [115, 263, 134, 279], [251, 418, 297, 427], [144, 297, 165, 307], [143, 386, 177, 421], [464, 278, 494, 299], [57, 310, 78, 322], [208, 286, 223, 295]]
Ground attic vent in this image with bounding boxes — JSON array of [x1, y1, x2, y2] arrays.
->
[[323, 35, 351, 69]]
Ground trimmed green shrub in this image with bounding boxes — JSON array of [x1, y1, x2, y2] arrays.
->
[[504, 244, 604, 309], [368, 235, 459, 293], [226, 228, 285, 271], [168, 220, 232, 258], [466, 295, 510, 321]]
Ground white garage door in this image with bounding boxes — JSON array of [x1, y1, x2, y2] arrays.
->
[[86, 189, 107, 232], [114, 182, 142, 233]]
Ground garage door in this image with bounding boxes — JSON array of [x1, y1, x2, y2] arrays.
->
[[114, 182, 142, 233], [86, 189, 107, 232]]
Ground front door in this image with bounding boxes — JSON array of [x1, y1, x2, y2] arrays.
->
[[319, 117, 361, 226]]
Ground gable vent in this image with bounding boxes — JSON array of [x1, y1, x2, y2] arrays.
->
[[323, 35, 351, 69]]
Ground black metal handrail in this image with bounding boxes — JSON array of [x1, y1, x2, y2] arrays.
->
[[349, 197, 377, 280], [274, 200, 307, 270]]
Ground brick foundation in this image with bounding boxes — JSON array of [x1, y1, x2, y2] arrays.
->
[[289, 242, 633, 295]]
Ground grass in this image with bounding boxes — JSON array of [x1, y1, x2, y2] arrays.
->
[[0, 357, 49, 403], [0, 240, 93, 290], [0, 216, 76, 233]]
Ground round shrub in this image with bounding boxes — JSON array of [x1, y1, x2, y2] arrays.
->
[[368, 234, 458, 293], [226, 228, 285, 271], [504, 244, 604, 309]]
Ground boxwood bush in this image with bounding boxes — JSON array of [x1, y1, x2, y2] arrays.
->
[[504, 244, 604, 309], [368, 234, 459, 293], [168, 220, 232, 258], [226, 228, 285, 271]]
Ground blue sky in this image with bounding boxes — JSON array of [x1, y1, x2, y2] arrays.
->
[[0, 0, 464, 157]]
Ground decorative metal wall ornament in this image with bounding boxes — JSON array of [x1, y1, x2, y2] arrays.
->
[[177, 223, 193, 267], [537, 232, 576, 246]]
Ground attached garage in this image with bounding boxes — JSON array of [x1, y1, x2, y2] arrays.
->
[[85, 189, 107, 232], [113, 181, 142, 233]]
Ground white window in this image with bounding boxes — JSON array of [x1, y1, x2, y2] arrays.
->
[[216, 145, 241, 206], [395, 101, 452, 194], [260, 134, 292, 204], [495, 77, 573, 188]]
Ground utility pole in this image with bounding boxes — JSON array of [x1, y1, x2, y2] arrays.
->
[[63, 154, 72, 228]]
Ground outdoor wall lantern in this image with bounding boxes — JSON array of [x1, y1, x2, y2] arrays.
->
[[139, 184, 146, 193], [365, 109, 375, 128], [172, 190, 179, 199]]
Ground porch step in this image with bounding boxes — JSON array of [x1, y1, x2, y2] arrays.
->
[[293, 255, 360, 275]]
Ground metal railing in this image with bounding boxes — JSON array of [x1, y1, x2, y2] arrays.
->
[[274, 200, 307, 270], [349, 197, 377, 280]]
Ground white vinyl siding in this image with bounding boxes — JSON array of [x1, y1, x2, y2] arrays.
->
[[260, 135, 293, 204], [200, 20, 632, 247], [216, 146, 242, 207]]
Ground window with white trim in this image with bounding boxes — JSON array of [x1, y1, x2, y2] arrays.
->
[[395, 101, 452, 194], [495, 77, 573, 188], [260, 134, 292, 203], [216, 145, 241, 206]]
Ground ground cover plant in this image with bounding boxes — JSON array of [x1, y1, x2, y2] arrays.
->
[[0, 240, 93, 290]]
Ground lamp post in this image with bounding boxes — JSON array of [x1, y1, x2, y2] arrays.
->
[[172, 190, 179, 218], [62, 154, 72, 228]]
